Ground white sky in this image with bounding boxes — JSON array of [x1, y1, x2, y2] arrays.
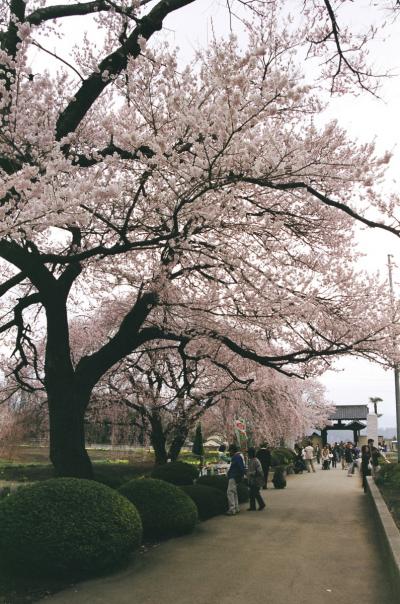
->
[[29, 1, 400, 426]]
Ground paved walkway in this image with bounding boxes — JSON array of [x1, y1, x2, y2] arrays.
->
[[44, 467, 396, 604]]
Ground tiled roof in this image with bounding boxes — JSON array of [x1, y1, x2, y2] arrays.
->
[[328, 405, 369, 421]]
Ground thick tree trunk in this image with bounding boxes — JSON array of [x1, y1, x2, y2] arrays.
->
[[48, 388, 93, 478], [149, 413, 168, 464], [168, 425, 189, 462], [45, 295, 93, 478]]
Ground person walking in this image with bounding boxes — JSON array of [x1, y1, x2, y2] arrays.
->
[[303, 442, 316, 473], [339, 441, 346, 469], [361, 444, 372, 492], [315, 443, 321, 464], [332, 442, 340, 468], [247, 447, 266, 511], [367, 438, 382, 476], [256, 443, 271, 489], [346, 443, 358, 476], [226, 444, 245, 515], [321, 445, 331, 470]]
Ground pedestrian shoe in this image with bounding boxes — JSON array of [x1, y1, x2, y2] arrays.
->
[[225, 511, 236, 515], [247, 508, 256, 511], [258, 505, 266, 511]]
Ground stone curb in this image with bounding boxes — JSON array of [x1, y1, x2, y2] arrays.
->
[[366, 476, 400, 593]]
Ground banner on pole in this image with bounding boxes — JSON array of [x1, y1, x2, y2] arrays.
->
[[234, 417, 247, 449]]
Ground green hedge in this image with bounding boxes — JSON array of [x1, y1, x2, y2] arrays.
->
[[151, 461, 199, 485], [93, 462, 151, 489], [271, 447, 297, 467], [375, 463, 400, 487], [180, 485, 228, 520], [119, 478, 198, 539], [196, 475, 249, 503], [0, 478, 142, 579]]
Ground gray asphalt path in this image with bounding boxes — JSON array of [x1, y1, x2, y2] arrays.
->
[[43, 467, 396, 604]]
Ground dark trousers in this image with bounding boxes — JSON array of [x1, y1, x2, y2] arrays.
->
[[262, 466, 270, 488], [249, 484, 265, 510]]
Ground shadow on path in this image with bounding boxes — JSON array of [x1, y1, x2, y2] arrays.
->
[[43, 467, 396, 604]]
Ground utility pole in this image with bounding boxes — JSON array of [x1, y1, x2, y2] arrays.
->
[[388, 254, 400, 463]]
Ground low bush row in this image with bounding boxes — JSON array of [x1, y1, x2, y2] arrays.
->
[[119, 478, 198, 538], [180, 484, 228, 519], [196, 474, 249, 503], [270, 447, 297, 467], [151, 461, 199, 485], [375, 463, 400, 488], [0, 461, 249, 585], [0, 478, 142, 579]]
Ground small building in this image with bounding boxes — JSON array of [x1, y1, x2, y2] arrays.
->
[[321, 405, 369, 445]]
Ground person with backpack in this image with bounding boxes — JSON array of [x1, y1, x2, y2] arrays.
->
[[226, 444, 245, 515], [247, 447, 266, 511]]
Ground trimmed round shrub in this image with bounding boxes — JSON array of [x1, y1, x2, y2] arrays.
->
[[119, 478, 198, 539], [151, 461, 199, 485], [180, 485, 228, 520], [0, 478, 142, 578], [196, 475, 249, 503], [271, 447, 297, 467]]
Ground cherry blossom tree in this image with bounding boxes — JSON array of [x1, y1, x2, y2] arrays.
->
[[0, 389, 48, 458], [203, 369, 332, 446], [1, 0, 400, 478], [88, 342, 253, 463]]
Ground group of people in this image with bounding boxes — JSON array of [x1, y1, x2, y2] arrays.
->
[[219, 443, 271, 515], [295, 439, 383, 492]]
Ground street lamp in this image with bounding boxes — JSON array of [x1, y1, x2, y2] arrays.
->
[[387, 254, 400, 463]]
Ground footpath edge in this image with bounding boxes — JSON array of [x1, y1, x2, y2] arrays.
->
[[366, 475, 400, 593]]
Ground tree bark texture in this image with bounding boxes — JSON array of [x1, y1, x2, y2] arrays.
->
[[44, 297, 93, 478], [149, 412, 168, 464], [168, 425, 189, 462]]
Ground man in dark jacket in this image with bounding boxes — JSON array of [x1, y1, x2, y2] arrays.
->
[[256, 444, 272, 489], [345, 443, 357, 476], [226, 444, 245, 515], [368, 439, 382, 476]]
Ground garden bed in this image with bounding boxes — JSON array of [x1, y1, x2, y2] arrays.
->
[[366, 477, 400, 593]]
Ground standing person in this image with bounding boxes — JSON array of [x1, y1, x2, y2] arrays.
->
[[217, 444, 231, 463], [226, 444, 245, 515], [256, 443, 272, 489], [368, 439, 382, 476], [339, 441, 346, 469], [303, 442, 316, 473], [294, 444, 306, 473], [332, 442, 340, 468], [361, 444, 372, 492], [321, 445, 331, 470], [247, 447, 266, 511], [346, 443, 358, 476]]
